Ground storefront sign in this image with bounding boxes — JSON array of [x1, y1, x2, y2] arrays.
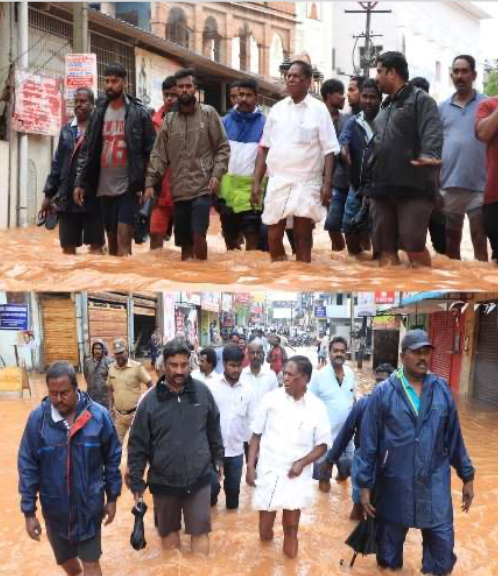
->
[[314, 305, 326, 318], [0, 304, 29, 331], [13, 72, 62, 136], [65, 53, 98, 101], [200, 292, 220, 313], [375, 291, 396, 305]]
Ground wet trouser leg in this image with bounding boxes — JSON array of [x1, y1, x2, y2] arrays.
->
[[483, 202, 498, 262], [421, 522, 457, 575], [210, 467, 221, 506], [376, 521, 409, 570], [223, 454, 244, 509]]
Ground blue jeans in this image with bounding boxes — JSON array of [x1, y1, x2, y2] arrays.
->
[[211, 454, 244, 509], [324, 187, 349, 232], [342, 188, 364, 233], [351, 451, 361, 504], [313, 441, 354, 480]]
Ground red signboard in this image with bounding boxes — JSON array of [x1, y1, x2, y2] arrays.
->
[[375, 291, 396, 305], [13, 71, 62, 136]]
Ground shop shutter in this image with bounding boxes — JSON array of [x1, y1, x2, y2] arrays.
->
[[429, 312, 454, 383], [41, 296, 79, 368], [88, 300, 128, 354], [473, 306, 498, 406]]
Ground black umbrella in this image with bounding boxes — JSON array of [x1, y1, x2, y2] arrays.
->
[[345, 513, 377, 567], [130, 499, 148, 551]]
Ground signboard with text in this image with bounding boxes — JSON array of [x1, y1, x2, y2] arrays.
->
[[13, 72, 62, 136], [375, 291, 396, 305], [65, 53, 98, 101], [0, 304, 29, 331]]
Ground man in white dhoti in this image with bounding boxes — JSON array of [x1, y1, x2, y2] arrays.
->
[[251, 60, 339, 263], [246, 355, 331, 559]]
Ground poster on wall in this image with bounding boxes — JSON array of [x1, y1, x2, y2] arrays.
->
[[13, 72, 62, 136], [162, 293, 176, 342], [135, 47, 181, 111], [65, 54, 98, 102]]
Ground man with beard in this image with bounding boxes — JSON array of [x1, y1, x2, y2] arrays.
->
[[145, 68, 230, 261], [149, 76, 178, 250], [41, 87, 105, 255], [368, 51, 443, 268], [252, 60, 339, 263], [210, 346, 253, 509], [18, 361, 122, 576], [358, 330, 474, 575], [339, 79, 382, 256], [107, 339, 153, 444], [84, 339, 113, 408], [347, 76, 366, 115], [309, 336, 356, 492], [322, 79, 351, 253], [439, 55, 488, 262], [219, 79, 267, 251], [128, 340, 224, 555], [74, 63, 156, 256]]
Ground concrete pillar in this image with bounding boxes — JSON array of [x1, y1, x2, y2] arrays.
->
[[73, 3, 89, 53], [262, 22, 271, 76], [192, 3, 203, 53], [17, 1, 28, 228]]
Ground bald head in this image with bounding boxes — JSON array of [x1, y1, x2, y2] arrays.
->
[[248, 338, 264, 373]]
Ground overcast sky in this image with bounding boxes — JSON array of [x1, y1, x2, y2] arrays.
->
[[476, 2, 498, 59]]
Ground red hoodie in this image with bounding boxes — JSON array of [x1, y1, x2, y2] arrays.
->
[[152, 106, 173, 208]]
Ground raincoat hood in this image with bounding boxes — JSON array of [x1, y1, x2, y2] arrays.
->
[[92, 338, 108, 358]]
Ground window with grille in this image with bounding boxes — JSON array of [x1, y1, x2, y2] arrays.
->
[[90, 31, 136, 97]]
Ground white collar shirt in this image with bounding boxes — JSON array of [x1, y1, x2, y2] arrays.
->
[[260, 94, 340, 182], [308, 364, 356, 439], [252, 387, 331, 478], [240, 365, 279, 441], [210, 374, 254, 457], [51, 392, 80, 429], [191, 369, 218, 388]]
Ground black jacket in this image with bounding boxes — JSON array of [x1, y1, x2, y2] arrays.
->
[[367, 83, 443, 199], [43, 122, 93, 213], [75, 94, 156, 196], [127, 375, 224, 495]]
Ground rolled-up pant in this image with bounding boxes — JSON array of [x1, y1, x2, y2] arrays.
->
[[211, 454, 244, 509], [376, 520, 457, 575], [113, 410, 135, 444]]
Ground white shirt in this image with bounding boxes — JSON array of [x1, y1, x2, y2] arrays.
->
[[260, 94, 339, 182], [191, 369, 218, 388], [240, 365, 279, 440], [210, 374, 254, 457], [308, 364, 356, 440], [252, 387, 331, 478]]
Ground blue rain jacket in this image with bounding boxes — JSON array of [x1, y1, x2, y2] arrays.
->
[[357, 373, 474, 529], [18, 391, 122, 542]]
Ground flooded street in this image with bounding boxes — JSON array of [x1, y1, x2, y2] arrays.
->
[[0, 217, 497, 292], [1, 363, 497, 576]]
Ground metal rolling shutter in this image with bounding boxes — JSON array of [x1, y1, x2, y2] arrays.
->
[[88, 300, 128, 354], [41, 296, 79, 368], [473, 307, 498, 406], [429, 312, 453, 383]]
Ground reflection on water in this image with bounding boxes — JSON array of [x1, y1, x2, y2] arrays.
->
[[0, 218, 497, 291], [1, 373, 497, 576]]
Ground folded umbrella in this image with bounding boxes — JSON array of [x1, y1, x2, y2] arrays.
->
[[345, 513, 377, 567], [130, 499, 148, 551]]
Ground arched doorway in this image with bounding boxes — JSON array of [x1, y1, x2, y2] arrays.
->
[[166, 7, 189, 48], [203, 16, 221, 62], [269, 33, 284, 78]]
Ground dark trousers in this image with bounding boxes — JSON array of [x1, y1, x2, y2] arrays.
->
[[211, 454, 244, 509], [484, 201, 498, 262], [376, 520, 456, 575]]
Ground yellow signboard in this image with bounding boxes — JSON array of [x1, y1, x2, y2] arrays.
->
[[0, 367, 29, 392]]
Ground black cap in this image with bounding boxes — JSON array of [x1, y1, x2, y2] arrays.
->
[[401, 329, 434, 352]]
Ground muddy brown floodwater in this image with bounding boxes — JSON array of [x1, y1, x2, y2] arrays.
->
[[0, 217, 497, 292], [1, 371, 497, 576]]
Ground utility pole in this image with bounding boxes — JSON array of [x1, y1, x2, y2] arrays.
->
[[349, 293, 355, 362], [73, 3, 89, 53], [345, 2, 392, 78]]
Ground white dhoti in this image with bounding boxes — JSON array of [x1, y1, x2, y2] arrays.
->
[[262, 175, 325, 226], [253, 468, 316, 512]]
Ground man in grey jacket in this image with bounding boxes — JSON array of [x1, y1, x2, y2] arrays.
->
[[127, 340, 224, 556], [369, 52, 443, 268], [144, 68, 230, 261]]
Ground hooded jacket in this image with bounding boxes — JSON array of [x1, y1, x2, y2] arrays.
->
[[366, 83, 443, 199], [75, 93, 156, 196], [127, 375, 224, 495], [220, 106, 266, 213], [356, 372, 474, 529], [84, 340, 113, 408], [18, 391, 122, 542], [145, 102, 230, 202]]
